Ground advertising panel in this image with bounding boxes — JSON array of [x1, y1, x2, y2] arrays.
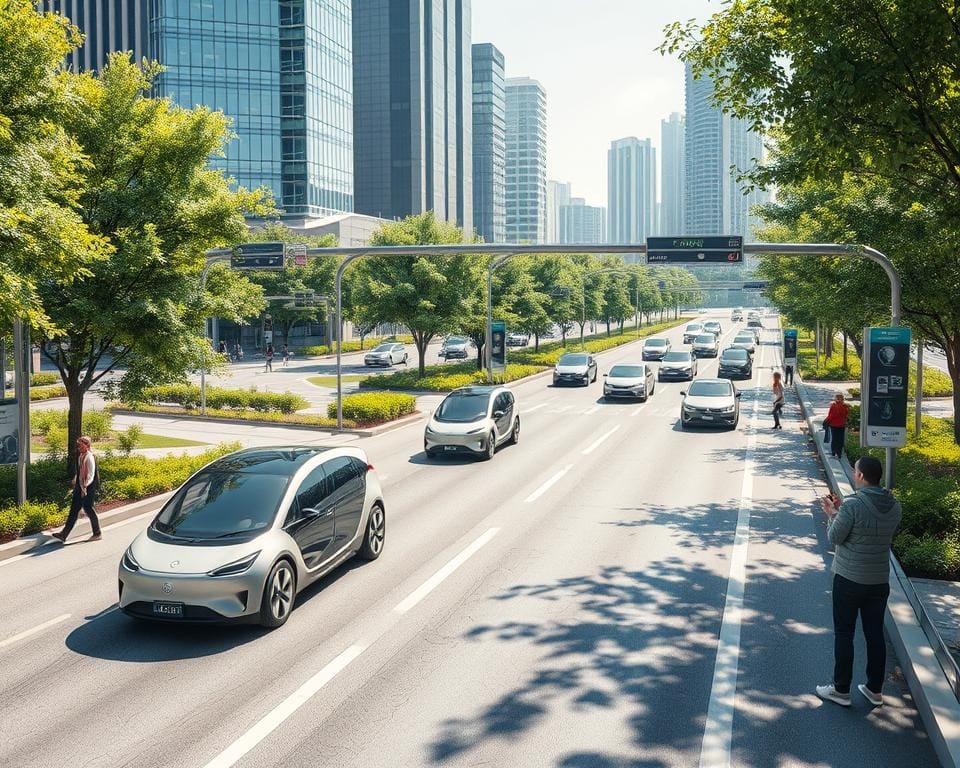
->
[[491, 321, 506, 370], [0, 400, 19, 465], [861, 326, 911, 448], [783, 328, 798, 367]]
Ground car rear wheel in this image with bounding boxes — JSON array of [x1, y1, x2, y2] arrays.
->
[[508, 417, 520, 445], [359, 503, 385, 560], [260, 559, 296, 628], [482, 431, 496, 461]]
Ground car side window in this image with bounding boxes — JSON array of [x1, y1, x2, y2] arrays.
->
[[325, 455, 358, 497], [492, 393, 505, 414], [504, 391, 515, 409], [288, 465, 329, 524]]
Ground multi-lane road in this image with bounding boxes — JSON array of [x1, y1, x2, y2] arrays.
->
[[0, 314, 938, 768]]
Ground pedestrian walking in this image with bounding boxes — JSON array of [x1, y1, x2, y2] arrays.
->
[[817, 456, 902, 707], [281, 343, 290, 367], [265, 343, 274, 372], [771, 371, 785, 429], [234, 341, 243, 362], [51, 436, 102, 543], [784, 362, 794, 385], [825, 392, 850, 459]]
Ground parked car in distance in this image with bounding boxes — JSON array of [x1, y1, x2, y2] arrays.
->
[[364, 343, 407, 367], [692, 333, 719, 357], [683, 323, 704, 344], [658, 350, 698, 381], [603, 363, 656, 401], [553, 352, 598, 386], [730, 332, 756, 355], [119, 447, 386, 628], [642, 337, 672, 360], [680, 378, 742, 430], [703, 320, 723, 337], [424, 386, 519, 460], [506, 332, 529, 347], [439, 335, 470, 360], [718, 347, 753, 379]]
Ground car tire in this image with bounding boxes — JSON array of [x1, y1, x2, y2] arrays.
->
[[508, 417, 520, 445], [259, 559, 296, 628], [482, 431, 496, 461], [359, 503, 385, 561]]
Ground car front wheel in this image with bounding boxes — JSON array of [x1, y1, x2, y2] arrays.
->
[[259, 559, 296, 628], [482, 431, 496, 461]]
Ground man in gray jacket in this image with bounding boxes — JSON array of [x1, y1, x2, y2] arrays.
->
[[816, 455, 902, 707]]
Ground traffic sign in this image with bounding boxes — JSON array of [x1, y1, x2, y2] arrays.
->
[[232, 242, 285, 270], [742, 281, 768, 291], [646, 236, 743, 264], [287, 243, 308, 266]]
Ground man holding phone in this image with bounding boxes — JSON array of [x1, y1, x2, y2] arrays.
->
[[817, 456, 901, 707]]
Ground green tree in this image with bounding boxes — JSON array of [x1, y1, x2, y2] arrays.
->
[[38, 54, 272, 468]]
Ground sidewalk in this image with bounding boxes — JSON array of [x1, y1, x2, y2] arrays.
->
[[802, 378, 954, 419]]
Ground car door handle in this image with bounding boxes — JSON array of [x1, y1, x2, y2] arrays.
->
[[324, 506, 335, 517]]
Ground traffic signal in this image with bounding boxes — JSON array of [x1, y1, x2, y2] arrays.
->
[[232, 242, 285, 270]]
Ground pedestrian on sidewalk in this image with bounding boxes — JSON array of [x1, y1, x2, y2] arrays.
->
[[281, 343, 290, 367], [51, 436, 102, 543], [234, 341, 243, 362], [817, 455, 902, 708], [772, 371, 785, 429], [265, 343, 274, 372], [784, 362, 794, 385], [826, 392, 850, 459]]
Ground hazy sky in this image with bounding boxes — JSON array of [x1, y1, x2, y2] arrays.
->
[[472, 0, 718, 207]]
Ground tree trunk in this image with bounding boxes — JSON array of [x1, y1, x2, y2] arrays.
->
[[825, 326, 835, 357], [66, 380, 85, 474], [534, 335, 539, 352], [414, 333, 430, 378], [842, 331, 848, 371], [606, 318, 611, 337], [945, 337, 960, 445], [475, 341, 484, 371]]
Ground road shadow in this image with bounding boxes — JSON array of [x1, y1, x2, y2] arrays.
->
[[409, 451, 482, 466]]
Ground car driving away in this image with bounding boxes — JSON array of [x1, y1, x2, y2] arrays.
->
[[680, 378, 742, 430], [658, 350, 698, 381], [683, 322, 704, 344], [118, 447, 386, 628], [692, 333, 719, 357], [718, 347, 753, 379], [702, 320, 723, 337], [642, 337, 671, 360], [603, 363, 656, 401], [506, 332, 529, 347], [424, 385, 519, 460], [439, 335, 470, 360], [364, 342, 407, 367], [730, 332, 756, 355], [553, 352, 598, 386]]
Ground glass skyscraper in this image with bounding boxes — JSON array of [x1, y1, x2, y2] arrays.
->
[[505, 77, 547, 244], [559, 199, 606, 244], [607, 137, 657, 244], [471, 43, 505, 243], [660, 112, 685, 236]]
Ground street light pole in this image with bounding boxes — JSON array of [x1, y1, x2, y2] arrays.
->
[[198, 253, 231, 416]]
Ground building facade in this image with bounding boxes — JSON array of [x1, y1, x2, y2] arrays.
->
[[546, 180, 571, 244], [607, 137, 656, 244], [559, 198, 606, 244], [505, 77, 547, 244], [471, 43, 505, 243], [352, 0, 472, 231], [660, 112, 685, 236]]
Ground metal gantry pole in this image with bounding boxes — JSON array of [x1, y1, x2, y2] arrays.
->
[[13, 320, 28, 504]]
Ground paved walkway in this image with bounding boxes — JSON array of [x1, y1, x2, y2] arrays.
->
[[802, 378, 954, 419]]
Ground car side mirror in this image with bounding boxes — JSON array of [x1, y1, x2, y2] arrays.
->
[[735, 392, 742, 398], [679, 390, 686, 396], [493, 410, 505, 418], [602, 373, 608, 377]]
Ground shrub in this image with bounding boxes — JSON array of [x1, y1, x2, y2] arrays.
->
[[30, 384, 66, 401], [82, 409, 113, 441], [112, 403, 354, 429], [131, 385, 308, 414], [116, 423, 144, 455], [30, 373, 60, 387], [896, 533, 960, 579], [328, 392, 417, 426], [44, 425, 68, 460], [0, 506, 26, 540]]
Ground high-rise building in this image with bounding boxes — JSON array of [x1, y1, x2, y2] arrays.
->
[[472, 43, 506, 243], [352, 0, 472, 231], [660, 112, 685, 236], [607, 137, 657, 245], [42, 1, 355, 219], [559, 198, 606, 244], [546, 180, 571, 243], [505, 77, 547, 244], [684, 62, 767, 238]]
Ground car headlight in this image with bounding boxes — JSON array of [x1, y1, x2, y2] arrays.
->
[[208, 551, 261, 577], [466, 426, 486, 435], [720, 405, 736, 413], [122, 547, 140, 572]]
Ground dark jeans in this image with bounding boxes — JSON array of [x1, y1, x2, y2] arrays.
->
[[773, 401, 784, 427], [784, 365, 794, 385], [830, 425, 846, 457], [833, 573, 890, 694], [60, 485, 101, 538]]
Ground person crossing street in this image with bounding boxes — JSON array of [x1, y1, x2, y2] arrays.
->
[[51, 436, 102, 543]]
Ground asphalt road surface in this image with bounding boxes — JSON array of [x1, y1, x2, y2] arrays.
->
[[0, 314, 937, 768]]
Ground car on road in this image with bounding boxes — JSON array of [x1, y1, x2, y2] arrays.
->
[[424, 385, 519, 460], [364, 343, 407, 367], [692, 333, 719, 358], [717, 347, 753, 379], [747, 318, 764, 336], [506, 332, 529, 347], [658, 350, 698, 381], [730, 308, 744, 321], [680, 378, 742, 429], [683, 323, 704, 344], [703, 320, 723, 337], [439, 335, 471, 360], [729, 332, 756, 355], [603, 363, 656, 401], [118, 447, 386, 628], [642, 337, 672, 360], [553, 352, 598, 386]]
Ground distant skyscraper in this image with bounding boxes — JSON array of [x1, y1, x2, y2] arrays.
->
[[546, 180, 571, 243], [607, 137, 657, 245], [472, 43, 506, 243], [684, 62, 767, 238], [559, 198, 606, 244], [660, 112, 685, 235], [353, 0, 472, 230], [505, 77, 547, 243]]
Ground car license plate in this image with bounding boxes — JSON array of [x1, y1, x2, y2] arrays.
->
[[153, 601, 183, 618], [701, 415, 714, 421], [444, 445, 457, 451]]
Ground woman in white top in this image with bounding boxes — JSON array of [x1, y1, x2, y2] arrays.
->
[[52, 436, 102, 543]]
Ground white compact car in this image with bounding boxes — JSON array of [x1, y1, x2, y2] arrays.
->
[[424, 386, 520, 460], [603, 363, 656, 401]]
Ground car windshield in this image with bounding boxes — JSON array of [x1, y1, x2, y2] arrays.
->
[[695, 335, 715, 343], [735, 334, 754, 342], [705, 322, 720, 328], [373, 344, 393, 352], [685, 324, 701, 331], [722, 349, 749, 360], [435, 392, 490, 423], [645, 339, 667, 347], [662, 351, 691, 362], [153, 471, 289, 540], [558, 353, 588, 366], [609, 365, 645, 377], [445, 336, 466, 345], [688, 381, 733, 397]]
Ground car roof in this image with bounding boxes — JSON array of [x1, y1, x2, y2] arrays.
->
[[450, 385, 499, 395], [207, 447, 336, 475]]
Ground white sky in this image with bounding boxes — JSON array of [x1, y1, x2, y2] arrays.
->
[[472, 0, 718, 207]]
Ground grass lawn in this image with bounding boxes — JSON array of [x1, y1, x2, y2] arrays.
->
[[308, 373, 371, 388], [31, 432, 208, 452]]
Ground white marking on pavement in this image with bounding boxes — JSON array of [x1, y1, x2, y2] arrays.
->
[[524, 465, 574, 503], [550, 405, 573, 414], [202, 644, 366, 768], [0, 613, 71, 650], [583, 406, 599, 415], [524, 402, 549, 413], [393, 527, 500, 614], [582, 425, 621, 455]]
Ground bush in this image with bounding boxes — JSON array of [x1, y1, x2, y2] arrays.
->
[[131, 385, 308, 414], [115, 423, 144, 455], [112, 403, 354, 429], [328, 392, 417, 426], [44, 425, 68, 459], [29, 408, 114, 440], [30, 373, 60, 387], [896, 533, 960, 579], [82, 409, 113, 441], [30, 384, 66, 401], [296, 335, 414, 357]]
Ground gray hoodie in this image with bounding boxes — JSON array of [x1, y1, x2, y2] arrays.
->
[[828, 486, 902, 585]]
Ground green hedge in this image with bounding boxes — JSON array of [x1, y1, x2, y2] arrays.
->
[[297, 334, 414, 356], [130, 384, 308, 414], [30, 373, 60, 387], [328, 392, 417, 426], [112, 403, 355, 429], [30, 384, 66, 401]]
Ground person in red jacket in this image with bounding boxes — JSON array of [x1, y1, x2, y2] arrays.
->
[[826, 392, 850, 459]]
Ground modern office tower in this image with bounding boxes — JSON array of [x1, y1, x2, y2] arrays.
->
[[559, 198, 606, 244], [40, 1, 355, 218], [684, 62, 767, 238], [607, 137, 657, 245], [660, 112, 685, 236], [353, 0, 472, 231], [505, 77, 547, 243], [472, 43, 506, 243], [546, 180, 571, 243]]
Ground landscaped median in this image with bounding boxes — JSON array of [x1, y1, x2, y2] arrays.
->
[[296, 334, 414, 357]]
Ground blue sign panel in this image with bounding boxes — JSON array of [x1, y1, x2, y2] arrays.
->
[[861, 326, 911, 448]]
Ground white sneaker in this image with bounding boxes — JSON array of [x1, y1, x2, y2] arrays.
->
[[858, 683, 883, 706], [816, 684, 851, 706]]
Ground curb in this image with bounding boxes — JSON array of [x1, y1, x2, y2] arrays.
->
[[794, 372, 960, 768]]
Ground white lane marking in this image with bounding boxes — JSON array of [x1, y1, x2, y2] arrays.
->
[[550, 405, 573, 414], [524, 465, 574, 503], [203, 644, 366, 768], [102, 508, 158, 532], [394, 527, 500, 614], [0, 613, 72, 650], [632, 407, 646, 417], [524, 403, 549, 413], [581, 425, 621, 455], [583, 406, 599, 415]]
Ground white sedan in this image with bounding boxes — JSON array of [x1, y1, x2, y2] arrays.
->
[[364, 343, 408, 367]]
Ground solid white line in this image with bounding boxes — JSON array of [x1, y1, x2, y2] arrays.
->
[[583, 406, 599, 415], [394, 527, 500, 614], [524, 403, 549, 413], [0, 613, 71, 650], [203, 644, 366, 768], [581, 425, 621, 455], [524, 465, 573, 503]]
